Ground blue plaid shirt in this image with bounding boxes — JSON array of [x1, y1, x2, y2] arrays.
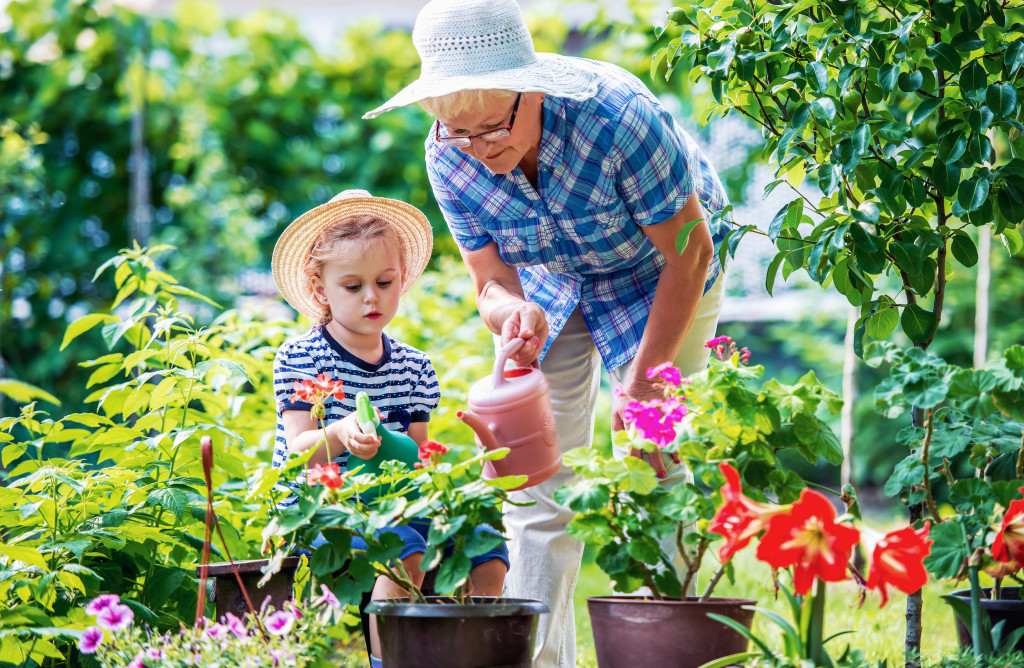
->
[[425, 58, 729, 371]]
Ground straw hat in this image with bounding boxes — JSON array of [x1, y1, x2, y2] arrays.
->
[[271, 189, 433, 320], [362, 0, 599, 119]]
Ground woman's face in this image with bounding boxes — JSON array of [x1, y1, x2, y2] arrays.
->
[[436, 91, 545, 175]]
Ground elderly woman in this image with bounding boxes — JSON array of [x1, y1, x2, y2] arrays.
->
[[364, 1, 729, 666]]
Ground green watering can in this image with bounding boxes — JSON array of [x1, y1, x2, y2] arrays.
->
[[344, 392, 420, 501]]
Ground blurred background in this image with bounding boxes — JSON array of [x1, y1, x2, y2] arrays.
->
[[3, 0, 1022, 506]]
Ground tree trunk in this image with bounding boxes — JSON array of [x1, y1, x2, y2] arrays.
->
[[841, 303, 858, 490], [128, 18, 151, 246]]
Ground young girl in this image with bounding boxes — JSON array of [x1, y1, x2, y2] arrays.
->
[[270, 189, 509, 667]]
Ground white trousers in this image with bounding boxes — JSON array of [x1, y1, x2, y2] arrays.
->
[[501, 276, 726, 668]]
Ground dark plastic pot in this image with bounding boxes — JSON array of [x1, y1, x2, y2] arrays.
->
[[587, 595, 757, 668], [950, 587, 1024, 653], [365, 596, 548, 668]]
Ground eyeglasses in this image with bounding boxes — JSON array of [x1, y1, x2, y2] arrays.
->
[[434, 93, 522, 148]]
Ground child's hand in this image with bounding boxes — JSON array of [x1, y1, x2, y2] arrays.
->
[[332, 412, 381, 459]]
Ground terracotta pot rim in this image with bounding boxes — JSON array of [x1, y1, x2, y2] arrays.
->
[[587, 595, 757, 606]]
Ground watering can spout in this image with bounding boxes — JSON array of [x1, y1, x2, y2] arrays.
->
[[457, 410, 503, 452]]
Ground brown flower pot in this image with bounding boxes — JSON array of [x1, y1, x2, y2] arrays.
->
[[587, 595, 756, 668], [950, 587, 1024, 653], [366, 596, 548, 668]]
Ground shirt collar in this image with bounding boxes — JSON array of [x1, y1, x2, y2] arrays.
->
[[536, 95, 567, 173]]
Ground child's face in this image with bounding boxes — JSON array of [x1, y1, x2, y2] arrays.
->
[[312, 238, 403, 344]]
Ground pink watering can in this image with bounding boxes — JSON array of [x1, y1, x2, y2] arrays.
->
[[457, 338, 561, 491]]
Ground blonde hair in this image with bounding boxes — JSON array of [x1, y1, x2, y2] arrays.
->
[[304, 214, 402, 325], [418, 88, 517, 119]]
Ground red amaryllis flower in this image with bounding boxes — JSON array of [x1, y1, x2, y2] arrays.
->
[[755, 488, 860, 595], [708, 462, 786, 562], [306, 462, 343, 489], [865, 523, 932, 607], [993, 491, 1024, 567], [418, 440, 449, 461]]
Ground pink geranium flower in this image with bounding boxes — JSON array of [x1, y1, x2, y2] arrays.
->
[[265, 610, 295, 636], [704, 335, 733, 348], [646, 362, 683, 388], [78, 626, 103, 654], [126, 651, 145, 668], [96, 603, 134, 632], [85, 594, 120, 616], [205, 622, 228, 638], [622, 397, 688, 447]]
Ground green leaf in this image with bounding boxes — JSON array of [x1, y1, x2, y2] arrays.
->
[[924, 521, 969, 579], [938, 133, 968, 163], [877, 64, 899, 92], [912, 98, 943, 126], [810, 98, 837, 123], [566, 514, 615, 544], [969, 107, 995, 133], [927, 42, 962, 71], [0, 543, 47, 569], [932, 160, 961, 198], [806, 61, 828, 94], [986, 83, 1018, 117], [898, 70, 923, 92], [1005, 40, 1024, 76], [553, 479, 610, 512], [59, 313, 113, 351], [433, 551, 471, 595], [0, 380, 61, 407], [901, 304, 937, 343], [626, 534, 662, 565], [675, 218, 703, 256], [146, 487, 190, 521], [866, 306, 899, 339], [604, 457, 659, 495], [957, 176, 990, 213], [960, 61, 987, 92], [951, 230, 979, 267]]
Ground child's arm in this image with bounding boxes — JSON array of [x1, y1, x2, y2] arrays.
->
[[407, 422, 428, 446], [281, 410, 381, 464]]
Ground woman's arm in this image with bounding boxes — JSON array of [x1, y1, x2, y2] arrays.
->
[[613, 193, 714, 473], [459, 241, 549, 368]]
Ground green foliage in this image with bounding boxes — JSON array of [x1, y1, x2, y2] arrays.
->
[[0, 245, 286, 663], [925, 648, 1024, 668], [667, 0, 1024, 352], [557, 347, 842, 599]]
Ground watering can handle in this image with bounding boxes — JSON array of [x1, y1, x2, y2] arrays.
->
[[493, 338, 526, 388]]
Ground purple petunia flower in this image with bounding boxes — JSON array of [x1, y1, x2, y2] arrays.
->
[[222, 612, 247, 639], [85, 594, 120, 617], [264, 610, 294, 636], [96, 603, 134, 632], [78, 626, 103, 654], [145, 648, 165, 660], [313, 584, 341, 609], [206, 623, 228, 638], [126, 651, 145, 668]]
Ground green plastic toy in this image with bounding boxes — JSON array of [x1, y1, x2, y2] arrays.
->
[[345, 392, 420, 501]]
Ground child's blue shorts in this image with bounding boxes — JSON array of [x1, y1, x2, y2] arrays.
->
[[311, 518, 510, 571]]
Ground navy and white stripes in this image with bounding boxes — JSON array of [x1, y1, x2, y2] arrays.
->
[[271, 326, 440, 504]]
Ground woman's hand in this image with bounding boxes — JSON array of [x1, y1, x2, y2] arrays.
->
[[330, 412, 381, 460], [611, 376, 680, 479], [500, 301, 548, 367]]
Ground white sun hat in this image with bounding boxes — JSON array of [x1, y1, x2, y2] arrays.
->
[[362, 0, 600, 119], [272, 189, 433, 321]]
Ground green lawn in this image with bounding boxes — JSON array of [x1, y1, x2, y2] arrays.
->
[[571, 545, 962, 667]]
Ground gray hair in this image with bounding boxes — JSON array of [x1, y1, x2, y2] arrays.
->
[[418, 89, 518, 119]]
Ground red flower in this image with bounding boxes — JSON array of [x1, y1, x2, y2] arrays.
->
[[306, 462, 343, 489], [312, 373, 345, 401], [865, 523, 932, 607], [290, 379, 317, 404], [993, 490, 1024, 567], [417, 440, 449, 462], [708, 462, 786, 562], [755, 488, 860, 595]]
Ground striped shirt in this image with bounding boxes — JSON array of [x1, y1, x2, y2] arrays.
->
[[425, 58, 729, 372], [272, 326, 440, 503]]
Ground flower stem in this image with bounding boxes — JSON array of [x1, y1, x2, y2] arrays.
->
[[806, 579, 828, 667], [699, 563, 727, 602]]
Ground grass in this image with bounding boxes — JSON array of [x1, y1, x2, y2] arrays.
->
[[571, 544, 963, 667]]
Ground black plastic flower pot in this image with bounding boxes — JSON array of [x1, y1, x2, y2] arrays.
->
[[587, 595, 757, 668], [365, 596, 548, 668], [950, 587, 1024, 653]]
